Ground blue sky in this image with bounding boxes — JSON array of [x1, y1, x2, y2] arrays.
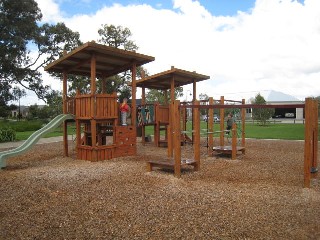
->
[[59, 0, 256, 17], [30, 0, 320, 105]]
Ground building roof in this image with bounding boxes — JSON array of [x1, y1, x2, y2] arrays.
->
[[44, 41, 155, 78], [135, 67, 210, 90]]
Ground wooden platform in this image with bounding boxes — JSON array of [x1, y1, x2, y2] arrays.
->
[[212, 145, 245, 154], [147, 158, 197, 171]]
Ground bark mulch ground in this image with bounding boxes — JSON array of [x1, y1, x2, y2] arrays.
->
[[0, 139, 319, 239]]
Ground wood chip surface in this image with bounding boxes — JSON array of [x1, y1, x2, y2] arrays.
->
[[0, 139, 319, 239]]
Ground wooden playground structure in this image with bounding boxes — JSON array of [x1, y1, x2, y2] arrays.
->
[[43, 41, 318, 188], [44, 41, 154, 161], [135, 66, 210, 148]]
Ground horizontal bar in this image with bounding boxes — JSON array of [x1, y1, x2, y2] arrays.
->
[[180, 103, 305, 109]]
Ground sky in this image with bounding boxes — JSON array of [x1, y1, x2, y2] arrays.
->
[[25, 0, 320, 105]]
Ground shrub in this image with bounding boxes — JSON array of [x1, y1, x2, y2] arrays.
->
[[0, 127, 16, 142], [0, 120, 44, 132]]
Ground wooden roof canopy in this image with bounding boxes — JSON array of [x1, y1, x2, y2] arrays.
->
[[44, 41, 155, 78], [135, 67, 210, 90]]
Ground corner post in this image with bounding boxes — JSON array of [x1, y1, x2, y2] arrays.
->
[[174, 100, 181, 177]]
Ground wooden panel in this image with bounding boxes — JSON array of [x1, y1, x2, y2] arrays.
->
[[66, 97, 76, 115], [77, 146, 115, 161], [76, 94, 92, 118], [96, 94, 118, 119], [114, 126, 136, 158], [156, 105, 169, 123], [76, 94, 118, 119]]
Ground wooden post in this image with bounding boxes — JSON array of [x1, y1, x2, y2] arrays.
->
[[208, 97, 214, 155], [192, 79, 197, 143], [62, 70, 68, 156], [174, 100, 181, 178], [182, 104, 187, 133], [141, 87, 146, 144], [154, 104, 159, 147], [232, 122, 237, 160], [168, 75, 175, 157], [304, 98, 312, 188], [131, 62, 137, 127], [194, 100, 200, 171], [241, 99, 246, 153], [62, 71, 67, 114], [311, 99, 318, 177], [220, 96, 225, 146], [164, 90, 168, 105], [167, 103, 173, 157]]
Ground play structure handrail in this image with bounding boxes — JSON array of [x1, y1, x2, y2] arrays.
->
[[0, 114, 75, 169]]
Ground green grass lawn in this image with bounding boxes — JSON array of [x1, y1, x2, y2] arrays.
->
[[5, 120, 319, 141], [144, 121, 313, 140], [15, 125, 76, 141]]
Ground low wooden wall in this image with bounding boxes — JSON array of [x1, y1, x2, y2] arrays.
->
[[75, 94, 117, 119], [76, 125, 136, 161]]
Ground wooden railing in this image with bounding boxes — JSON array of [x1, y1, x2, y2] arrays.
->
[[96, 94, 118, 119], [66, 97, 76, 115], [75, 94, 118, 119]]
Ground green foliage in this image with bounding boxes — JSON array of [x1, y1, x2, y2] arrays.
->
[[98, 24, 138, 50], [0, 127, 16, 142], [0, 120, 44, 132], [27, 104, 53, 120], [45, 90, 63, 116], [251, 93, 275, 126], [0, 0, 82, 103], [0, 102, 16, 118], [146, 87, 184, 104]]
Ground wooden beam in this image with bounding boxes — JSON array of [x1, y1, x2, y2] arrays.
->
[[208, 97, 214, 155], [220, 96, 225, 147], [170, 75, 175, 103], [304, 98, 312, 188], [131, 62, 137, 127], [241, 99, 246, 153], [62, 70, 67, 114], [174, 100, 181, 178], [180, 103, 305, 109], [232, 122, 237, 160], [193, 79, 196, 102], [311, 98, 318, 177], [141, 87, 146, 145], [194, 100, 200, 171], [62, 70, 68, 157]]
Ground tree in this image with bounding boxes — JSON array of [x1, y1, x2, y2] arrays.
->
[[0, 101, 16, 119], [12, 86, 26, 120], [0, 0, 82, 103], [199, 93, 209, 116], [97, 24, 142, 100], [45, 90, 63, 117], [98, 25, 138, 50], [251, 93, 275, 126], [146, 87, 184, 104]]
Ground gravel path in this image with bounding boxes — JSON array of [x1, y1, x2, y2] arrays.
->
[[0, 139, 319, 239]]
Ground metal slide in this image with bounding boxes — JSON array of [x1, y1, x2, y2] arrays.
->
[[0, 114, 74, 169]]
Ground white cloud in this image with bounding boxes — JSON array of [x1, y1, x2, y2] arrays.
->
[[32, 0, 320, 104], [36, 0, 64, 22]]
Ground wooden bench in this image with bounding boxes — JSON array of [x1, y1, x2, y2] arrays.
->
[[212, 145, 245, 155], [147, 158, 198, 172]]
